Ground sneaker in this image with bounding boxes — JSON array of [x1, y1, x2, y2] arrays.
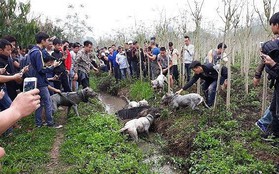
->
[[255, 121, 267, 132], [261, 133, 277, 142], [36, 125, 42, 128], [47, 124, 63, 129]]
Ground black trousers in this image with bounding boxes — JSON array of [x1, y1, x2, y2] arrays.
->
[[270, 82, 279, 137], [54, 71, 71, 92], [172, 65, 179, 83], [77, 70, 90, 89]]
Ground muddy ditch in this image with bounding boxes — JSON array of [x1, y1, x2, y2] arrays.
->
[[98, 93, 180, 174]]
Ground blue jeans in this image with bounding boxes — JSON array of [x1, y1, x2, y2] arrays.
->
[[35, 86, 54, 126], [202, 81, 217, 107], [120, 68, 127, 79], [259, 106, 273, 126]]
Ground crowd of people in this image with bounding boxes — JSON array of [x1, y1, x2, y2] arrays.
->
[[1, 11, 279, 161]]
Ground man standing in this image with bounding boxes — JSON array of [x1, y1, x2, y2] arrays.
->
[[157, 47, 173, 88], [259, 12, 279, 138], [0, 39, 23, 120], [29, 32, 61, 128], [70, 43, 80, 91], [108, 47, 120, 81], [51, 38, 71, 92], [146, 42, 160, 80], [181, 36, 194, 82], [205, 43, 228, 66], [176, 61, 227, 107], [168, 42, 179, 85], [74, 40, 98, 89], [116, 46, 129, 79]]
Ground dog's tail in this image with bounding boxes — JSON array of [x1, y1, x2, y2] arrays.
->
[[196, 96, 210, 109], [119, 127, 128, 133], [120, 95, 130, 104]]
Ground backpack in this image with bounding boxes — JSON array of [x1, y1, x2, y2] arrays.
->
[[19, 48, 40, 79]]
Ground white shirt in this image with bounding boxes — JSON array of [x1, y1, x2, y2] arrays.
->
[[116, 53, 128, 69], [168, 48, 179, 65], [182, 44, 195, 64]]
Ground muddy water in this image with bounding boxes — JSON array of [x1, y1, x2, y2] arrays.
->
[[98, 93, 179, 174], [98, 93, 127, 114]]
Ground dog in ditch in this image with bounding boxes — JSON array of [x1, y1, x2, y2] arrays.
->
[[120, 114, 157, 141], [120, 95, 149, 108], [51, 87, 97, 116], [162, 92, 209, 110]]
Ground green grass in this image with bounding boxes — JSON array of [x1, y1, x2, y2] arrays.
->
[[60, 107, 152, 173], [0, 114, 56, 173], [129, 80, 154, 101]]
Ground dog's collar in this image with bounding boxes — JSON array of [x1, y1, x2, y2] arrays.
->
[[58, 92, 77, 105], [146, 115, 154, 123]]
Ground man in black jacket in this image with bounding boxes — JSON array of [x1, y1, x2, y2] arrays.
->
[[176, 61, 227, 107], [51, 38, 71, 92], [0, 39, 22, 110]]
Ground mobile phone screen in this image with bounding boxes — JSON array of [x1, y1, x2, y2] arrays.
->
[[23, 80, 36, 92]]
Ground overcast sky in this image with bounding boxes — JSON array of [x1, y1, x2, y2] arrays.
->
[[22, 0, 278, 39]]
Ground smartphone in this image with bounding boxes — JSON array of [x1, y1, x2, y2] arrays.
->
[[23, 77, 37, 92]]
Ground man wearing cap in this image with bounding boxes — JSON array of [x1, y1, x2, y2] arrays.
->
[[176, 61, 228, 107]]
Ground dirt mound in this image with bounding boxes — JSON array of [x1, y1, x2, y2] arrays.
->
[[154, 117, 196, 158]]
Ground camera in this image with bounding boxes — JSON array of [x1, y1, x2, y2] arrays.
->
[[23, 77, 37, 92]]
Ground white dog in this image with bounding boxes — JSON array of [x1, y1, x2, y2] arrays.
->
[[162, 92, 209, 110], [121, 96, 149, 108], [120, 114, 154, 141], [151, 68, 167, 90]]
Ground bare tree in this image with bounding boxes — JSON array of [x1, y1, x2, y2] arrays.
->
[[186, 0, 205, 94], [215, 0, 243, 110], [61, 4, 93, 43]]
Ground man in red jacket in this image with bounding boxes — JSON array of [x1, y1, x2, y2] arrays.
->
[[62, 40, 72, 75]]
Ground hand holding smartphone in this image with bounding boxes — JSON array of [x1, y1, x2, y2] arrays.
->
[[23, 77, 37, 92]]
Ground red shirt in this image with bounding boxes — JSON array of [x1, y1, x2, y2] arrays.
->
[[64, 50, 72, 71]]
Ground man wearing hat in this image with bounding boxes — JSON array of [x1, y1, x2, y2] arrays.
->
[[176, 60, 228, 107]]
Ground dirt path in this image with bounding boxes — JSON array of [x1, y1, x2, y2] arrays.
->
[[46, 129, 64, 174], [45, 108, 68, 174]]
